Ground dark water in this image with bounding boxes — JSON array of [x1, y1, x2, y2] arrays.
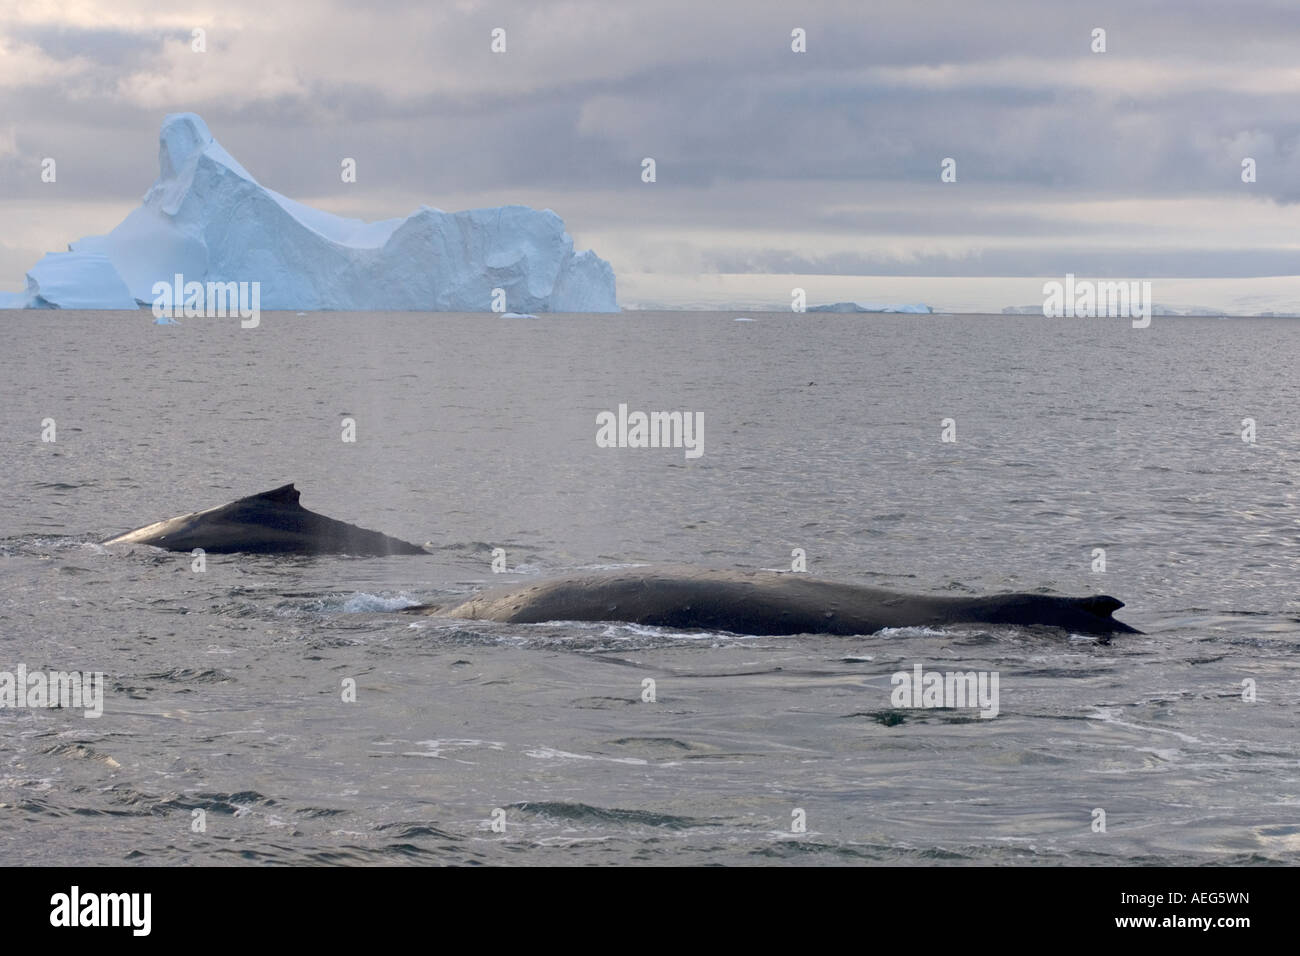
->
[[1, 311, 1297, 865]]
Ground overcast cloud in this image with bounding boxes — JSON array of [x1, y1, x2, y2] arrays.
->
[[2, 0, 1298, 305]]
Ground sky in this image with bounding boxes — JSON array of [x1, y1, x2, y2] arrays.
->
[[2, 0, 1299, 310]]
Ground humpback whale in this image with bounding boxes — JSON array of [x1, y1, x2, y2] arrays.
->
[[103, 483, 426, 555], [103, 485, 1138, 634], [405, 567, 1139, 636]]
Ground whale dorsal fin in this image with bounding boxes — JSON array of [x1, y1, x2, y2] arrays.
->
[[248, 483, 301, 506], [1079, 595, 1123, 616]]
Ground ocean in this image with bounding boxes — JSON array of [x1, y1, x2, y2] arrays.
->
[[1, 310, 1297, 865]]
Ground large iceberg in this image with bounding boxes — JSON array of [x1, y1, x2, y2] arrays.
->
[[807, 301, 933, 314], [3, 113, 618, 312]]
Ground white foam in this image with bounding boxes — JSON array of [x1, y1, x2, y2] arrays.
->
[[339, 592, 421, 613]]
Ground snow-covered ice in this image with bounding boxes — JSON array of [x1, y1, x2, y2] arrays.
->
[[5, 113, 618, 313], [1002, 303, 1230, 316], [806, 301, 932, 314]]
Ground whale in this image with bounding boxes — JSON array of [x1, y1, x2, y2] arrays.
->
[[102, 485, 1138, 634], [404, 566, 1140, 636], [103, 483, 426, 555]]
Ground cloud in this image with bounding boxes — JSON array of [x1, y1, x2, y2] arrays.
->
[[2, 0, 1299, 303]]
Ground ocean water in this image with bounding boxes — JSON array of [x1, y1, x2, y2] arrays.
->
[[1, 310, 1297, 865]]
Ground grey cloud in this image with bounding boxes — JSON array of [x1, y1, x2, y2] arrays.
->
[[2, 0, 1300, 290]]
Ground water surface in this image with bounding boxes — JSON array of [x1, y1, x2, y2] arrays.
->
[[1, 311, 1297, 864]]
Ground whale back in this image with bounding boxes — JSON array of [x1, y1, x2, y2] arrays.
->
[[419, 567, 1139, 636], [104, 483, 427, 555]]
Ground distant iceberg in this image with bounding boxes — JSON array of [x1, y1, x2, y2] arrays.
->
[[3, 113, 618, 312], [1001, 303, 1228, 317], [807, 301, 933, 314]]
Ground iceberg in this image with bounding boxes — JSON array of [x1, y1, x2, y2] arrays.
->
[[807, 301, 932, 314], [5, 113, 618, 312], [5, 251, 139, 310], [1001, 303, 1230, 317]]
